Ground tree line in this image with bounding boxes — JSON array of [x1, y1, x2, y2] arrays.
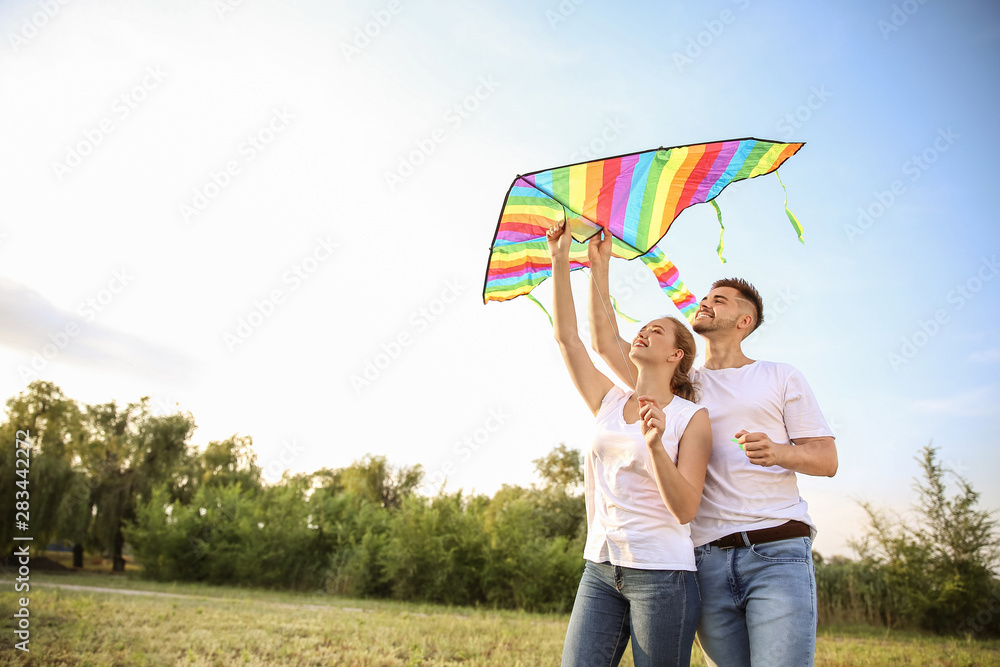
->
[[1, 381, 998, 634]]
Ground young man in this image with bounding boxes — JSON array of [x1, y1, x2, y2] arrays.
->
[[587, 232, 837, 666]]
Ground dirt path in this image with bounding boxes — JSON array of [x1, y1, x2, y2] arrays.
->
[[33, 581, 371, 613]]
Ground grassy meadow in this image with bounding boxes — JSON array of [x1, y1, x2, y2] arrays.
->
[[2, 571, 999, 666]]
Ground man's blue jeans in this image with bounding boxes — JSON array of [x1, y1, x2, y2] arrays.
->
[[694, 536, 817, 667], [561, 560, 700, 667]]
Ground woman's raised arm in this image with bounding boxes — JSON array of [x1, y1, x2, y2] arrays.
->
[[587, 230, 639, 389], [547, 222, 613, 416]]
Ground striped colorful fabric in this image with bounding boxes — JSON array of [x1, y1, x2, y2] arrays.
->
[[483, 138, 804, 319], [638, 246, 699, 322]]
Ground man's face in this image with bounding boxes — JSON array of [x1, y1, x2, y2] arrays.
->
[[692, 287, 750, 335]]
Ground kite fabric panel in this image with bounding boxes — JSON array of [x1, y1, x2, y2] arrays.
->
[[483, 137, 805, 322]]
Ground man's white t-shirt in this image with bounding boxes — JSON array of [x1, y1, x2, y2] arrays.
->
[[689, 360, 834, 548], [583, 386, 706, 571]]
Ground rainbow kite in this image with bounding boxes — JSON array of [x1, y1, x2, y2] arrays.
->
[[482, 138, 804, 321]]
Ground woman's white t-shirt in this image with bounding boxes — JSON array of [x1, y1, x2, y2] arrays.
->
[[583, 386, 705, 571]]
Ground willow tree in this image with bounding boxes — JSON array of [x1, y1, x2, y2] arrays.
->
[[0, 381, 89, 562], [80, 398, 195, 571]]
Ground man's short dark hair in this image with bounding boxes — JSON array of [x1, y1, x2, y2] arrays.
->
[[711, 278, 764, 333]]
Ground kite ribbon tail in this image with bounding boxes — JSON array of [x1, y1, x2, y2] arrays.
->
[[776, 170, 805, 244], [609, 295, 639, 323], [639, 246, 699, 324], [710, 200, 727, 264], [526, 293, 553, 327]]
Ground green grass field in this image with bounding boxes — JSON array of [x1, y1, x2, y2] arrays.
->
[[2, 571, 998, 666]]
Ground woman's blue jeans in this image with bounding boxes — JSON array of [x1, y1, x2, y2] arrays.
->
[[561, 560, 701, 667], [694, 536, 817, 666]]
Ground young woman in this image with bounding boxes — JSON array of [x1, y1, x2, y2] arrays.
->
[[547, 222, 712, 667]]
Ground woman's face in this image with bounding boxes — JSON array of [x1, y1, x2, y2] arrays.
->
[[630, 318, 678, 364]]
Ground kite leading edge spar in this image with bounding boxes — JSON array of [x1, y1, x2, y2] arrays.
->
[[482, 137, 805, 322]]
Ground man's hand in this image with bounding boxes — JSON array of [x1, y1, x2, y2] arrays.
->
[[734, 430, 838, 476], [734, 430, 787, 468]]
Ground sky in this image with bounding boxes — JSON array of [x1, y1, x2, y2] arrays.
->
[[1, 0, 998, 558]]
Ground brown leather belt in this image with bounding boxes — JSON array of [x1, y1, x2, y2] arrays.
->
[[709, 520, 811, 549]]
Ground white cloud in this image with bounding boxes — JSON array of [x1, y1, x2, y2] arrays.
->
[[969, 348, 1000, 364], [912, 385, 1000, 417], [0, 277, 196, 384]]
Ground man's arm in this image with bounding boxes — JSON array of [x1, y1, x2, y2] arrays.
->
[[735, 431, 838, 477], [587, 230, 638, 388], [787, 436, 839, 477]]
